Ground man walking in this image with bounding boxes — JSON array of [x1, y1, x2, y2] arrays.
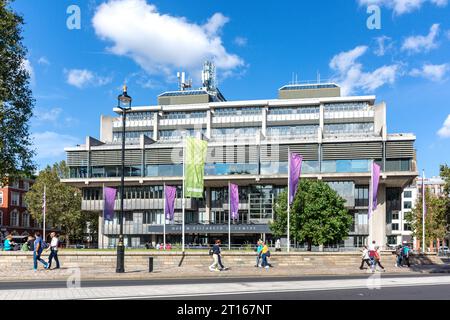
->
[[402, 242, 411, 268], [359, 246, 371, 270], [33, 232, 48, 271], [46, 232, 60, 269], [209, 240, 225, 272]]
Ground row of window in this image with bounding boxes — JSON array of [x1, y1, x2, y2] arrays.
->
[[268, 106, 319, 115], [266, 125, 318, 137], [0, 210, 32, 227], [0, 191, 26, 207], [214, 107, 262, 117], [161, 111, 207, 120], [324, 102, 371, 113], [323, 123, 374, 134], [391, 223, 412, 231]]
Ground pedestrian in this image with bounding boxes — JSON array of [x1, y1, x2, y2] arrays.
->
[[261, 242, 271, 269], [402, 243, 411, 268], [156, 243, 160, 250], [209, 239, 226, 272], [3, 235, 14, 251], [255, 240, 263, 267], [395, 245, 403, 267], [46, 232, 60, 269], [372, 246, 385, 272], [275, 239, 281, 252], [359, 245, 371, 270], [33, 232, 49, 271]]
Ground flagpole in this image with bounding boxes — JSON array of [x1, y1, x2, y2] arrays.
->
[[182, 139, 186, 253], [228, 181, 231, 251], [287, 148, 290, 253], [164, 183, 166, 251], [368, 160, 373, 246], [43, 184, 46, 242], [102, 184, 105, 250], [422, 170, 426, 254]]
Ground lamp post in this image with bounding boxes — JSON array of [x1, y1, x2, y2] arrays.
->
[[116, 85, 132, 273]]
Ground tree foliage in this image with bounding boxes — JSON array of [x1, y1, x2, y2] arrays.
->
[[270, 179, 352, 250], [405, 189, 447, 243], [24, 161, 95, 245], [0, 0, 35, 182]]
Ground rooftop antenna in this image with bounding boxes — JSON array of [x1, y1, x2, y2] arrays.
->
[[177, 71, 192, 91], [202, 61, 216, 92]]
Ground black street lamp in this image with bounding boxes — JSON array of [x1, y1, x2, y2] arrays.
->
[[116, 84, 132, 273]]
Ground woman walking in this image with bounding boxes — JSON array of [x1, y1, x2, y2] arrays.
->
[[372, 246, 385, 272]]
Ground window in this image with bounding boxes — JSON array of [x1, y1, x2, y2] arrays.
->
[[392, 212, 399, 220], [404, 191, 412, 198], [23, 181, 29, 191], [0, 191, 3, 205], [404, 201, 412, 209], [10, 210, 19, 226], [143, 210, 163, 224], [22, 212, 30, 227], [404, 224, 412, 231], [11, 192, 20, 206], [392, 223, 399, 231], [355, 186, 369, 207]]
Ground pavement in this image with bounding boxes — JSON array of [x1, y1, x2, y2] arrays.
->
[[1, 274, 450, 300], [1, 262, 450, 282]]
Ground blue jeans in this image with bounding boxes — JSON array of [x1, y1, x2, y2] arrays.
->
[[33, 251, 47, 270], [48, 249, 60, 268], [261, 254, 268, 267]]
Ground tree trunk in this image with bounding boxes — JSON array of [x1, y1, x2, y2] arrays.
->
[[66, 234, 70, 248], [307, 240, 312, 251]]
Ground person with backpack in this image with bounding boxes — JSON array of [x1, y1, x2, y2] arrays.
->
[[255, 240, 263, 267], [33, 232, 49, 271], [395, 245, 403, 267], [261, 242, 271, 269], [209, 239, 226, 272], [402, 243, 411, 268]]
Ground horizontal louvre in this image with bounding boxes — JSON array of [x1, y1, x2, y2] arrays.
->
[[91, 150, 142, 166], [67, 152, 88, 166], [322, 142, 382, 160], [261, 144, 319, 162], [145, 148, 183, 165], [386, 141, 414, 159]]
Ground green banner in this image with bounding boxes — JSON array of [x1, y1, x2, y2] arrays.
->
[[185, 137, 208, 198]]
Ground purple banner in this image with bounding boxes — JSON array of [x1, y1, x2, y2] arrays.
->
[[289, 152, 303, 204], [103, 187, 117, 222], [370, 163, 381, 219], [229, 183, 239, 220], [165, 186, 177, 221]]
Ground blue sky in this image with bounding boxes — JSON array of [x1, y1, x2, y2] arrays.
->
[[11, 0, 450, 176]]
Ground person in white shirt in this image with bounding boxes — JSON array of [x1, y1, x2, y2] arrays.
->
[[359, 246, 371, 270], [46, 232, 60, 269]]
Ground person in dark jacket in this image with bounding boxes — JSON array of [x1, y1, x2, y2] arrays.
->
[[209, 240, 226, 271]]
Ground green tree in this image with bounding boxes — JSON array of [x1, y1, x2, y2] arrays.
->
[[24, 161, 90, 245], [441, 164, 450, 196], [0, 0, 35, 182], [405, 189, 447, 246], [270, 179, 352, 251]]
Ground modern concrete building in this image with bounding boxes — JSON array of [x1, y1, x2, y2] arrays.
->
[[62, 64, 418, 249]]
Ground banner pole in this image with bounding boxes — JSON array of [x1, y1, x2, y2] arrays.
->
[[287, 148, 290, 253], [368, 160, 374, 246], [228, 181, 231, 251], [182, 139, 186, 253], [422, 170, 426, 254], [43, 184, 46, 242], [163, 183, 166, 251]]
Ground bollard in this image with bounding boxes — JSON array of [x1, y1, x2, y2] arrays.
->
[[149, 257, 153, 272]]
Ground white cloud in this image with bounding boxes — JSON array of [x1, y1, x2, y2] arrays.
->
[[374, 36, 393, 56], [410, 63, 450, 81], [37, 57, 50, 66], [92, 0, 243, 79], [65, 69, 112, 88], [438, 114, 450, 138], [22, 59, 35, 85], [330, 46, 399, 95], [234, 36, 248, 47], [358, 0, 447, 15], [32, 131, 81, 159], [34, 107, 62, 123], [401, 23, 440, 53]]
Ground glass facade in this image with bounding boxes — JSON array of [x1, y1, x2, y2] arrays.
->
[[126, 112, 155, 121], [214, 107, 262, 116], [211, 127, 259, 138], [324, 102, 370, 113], [267, 125, 318, 137], [321, 160, 371, 173], [159, 128, 206, 141], [324, 123, 374, 135], [113, 131, 152, 143], [161, 111, 207, 120], [268, 106, 319, 115]]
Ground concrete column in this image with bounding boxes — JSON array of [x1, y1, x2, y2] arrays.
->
[[205, 187, 211, 224], [370, 184, 386, 247], [153, 112, 159, 141], [98, 212, 108, 249], [206, 110, 212, 139], [261, 107, 267, 137]]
